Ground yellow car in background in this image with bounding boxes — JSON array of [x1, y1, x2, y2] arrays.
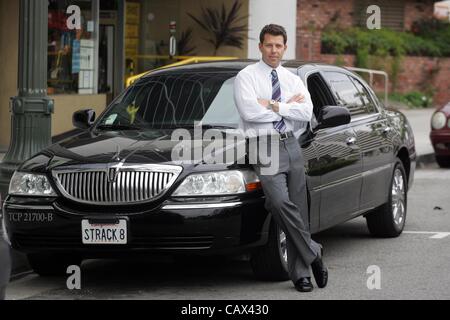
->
[[126, 56, 238, 88]]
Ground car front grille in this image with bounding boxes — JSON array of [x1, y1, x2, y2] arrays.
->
[[52, 164, 183, 205]]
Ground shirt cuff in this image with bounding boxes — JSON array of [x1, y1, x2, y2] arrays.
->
[[271, 111, 283, 122], [277, 103, 291, 118]]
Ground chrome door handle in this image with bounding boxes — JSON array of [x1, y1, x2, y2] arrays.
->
[[346, 137, 357, 146]]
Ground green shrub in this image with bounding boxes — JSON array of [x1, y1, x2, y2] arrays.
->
[[401, 33, 442, 56], [411, 19, 450, 56], [389, 91, 434, 108], [321, 25, 446, 57], [321, 30, 355, 54], [321, 21, 449, 95]]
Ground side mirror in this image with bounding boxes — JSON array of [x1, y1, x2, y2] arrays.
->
[[73, 109, 96, 130], [316, 106, 351, 130]]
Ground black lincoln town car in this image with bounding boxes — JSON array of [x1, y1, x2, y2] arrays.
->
[[3, 61, 415, 279]]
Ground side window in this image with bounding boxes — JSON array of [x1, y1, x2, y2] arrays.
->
[[349, 77, 378, 114], [306, 73, 335, 119], [365, 82, 386, 109], [324, 71, 369, 119]]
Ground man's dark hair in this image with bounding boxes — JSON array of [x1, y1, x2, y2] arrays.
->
[[260, 24, 288, 44]]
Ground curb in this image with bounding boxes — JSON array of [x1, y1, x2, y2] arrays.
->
[[416, 153, 436, 169]]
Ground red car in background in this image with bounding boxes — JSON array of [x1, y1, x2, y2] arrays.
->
[[431, 102, 450, 168]]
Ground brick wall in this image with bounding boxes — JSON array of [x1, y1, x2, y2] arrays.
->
[[297, 0, 355, 30], [404, 0, 435, 31], [318, 54, 450, 107], [297, 0, 435, 32], [319, 53, 356, 66], [296, 0, 449, 107], [296, 0, 437, 61], [297, 0, 355, 61], [296, 29, 322, 62]]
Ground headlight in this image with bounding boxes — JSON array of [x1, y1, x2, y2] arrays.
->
[[8, 172, 57, 197], [172, 170, 261, 196], [431, 112, 447, 130]]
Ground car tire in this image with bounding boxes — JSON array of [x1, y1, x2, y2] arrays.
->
[[250, 221, 289, 281], [366, 159, 407, 238], [436, 156, 450, 168], [27, 253, 82, 277]]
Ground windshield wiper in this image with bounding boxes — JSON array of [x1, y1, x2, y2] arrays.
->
[[159, 124, 236, 130], [96, 124, 143, 131], [201, 124, 237, 130]]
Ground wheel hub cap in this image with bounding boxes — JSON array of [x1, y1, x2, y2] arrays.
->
[[392, 168, 406, 226]]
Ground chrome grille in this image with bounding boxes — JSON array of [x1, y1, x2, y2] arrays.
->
[[52, 164, 183, 205]]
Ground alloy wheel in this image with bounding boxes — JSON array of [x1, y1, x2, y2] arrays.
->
[[392, 168, 406, 227]]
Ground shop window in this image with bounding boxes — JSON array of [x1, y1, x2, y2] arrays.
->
[[124, 0, 183, 79], [99, 0, 120, 96], [48, 0, 98, 94]]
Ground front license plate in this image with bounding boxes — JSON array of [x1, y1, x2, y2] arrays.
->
[[82, 220, 128, 245]]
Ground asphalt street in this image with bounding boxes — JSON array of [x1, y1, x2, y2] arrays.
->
[[5, 164, 450, 300]]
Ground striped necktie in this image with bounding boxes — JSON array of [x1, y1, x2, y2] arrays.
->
[[271, 70, 286, 133]]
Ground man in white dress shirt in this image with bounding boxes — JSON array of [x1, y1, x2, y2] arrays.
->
[[234, 24, 328, 292]]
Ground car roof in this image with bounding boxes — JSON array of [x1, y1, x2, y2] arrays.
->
[[138, 59, 348, 80]]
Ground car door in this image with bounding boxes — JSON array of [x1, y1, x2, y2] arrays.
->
[[347, 75, 395, 211], [301, 135, 321, 233], [301, 68, 363, 231], [290, 67, 321, 233]]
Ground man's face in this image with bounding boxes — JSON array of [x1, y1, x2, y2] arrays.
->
[[259, 34, 287, 68]]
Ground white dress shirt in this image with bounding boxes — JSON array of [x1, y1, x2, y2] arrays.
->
[[234, 60, 314, 139]]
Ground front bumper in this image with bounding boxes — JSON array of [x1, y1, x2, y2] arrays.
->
[[430, 131, 450, 156], [3, 195, 270, 257]]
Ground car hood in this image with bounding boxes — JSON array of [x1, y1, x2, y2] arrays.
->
[[19, 129, 246, 173], [437, 102, 450, 116]]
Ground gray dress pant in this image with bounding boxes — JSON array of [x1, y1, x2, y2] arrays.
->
[[251, 135, 321, 283]]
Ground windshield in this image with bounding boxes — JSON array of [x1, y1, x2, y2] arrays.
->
[[96, 72, 240, 130]]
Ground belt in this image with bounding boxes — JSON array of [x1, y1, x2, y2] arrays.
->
[[246, 131, 295, 144], [278, 131, 294, 141]]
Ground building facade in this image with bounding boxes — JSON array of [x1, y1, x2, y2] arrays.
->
[[0, 0, 299, 151], [296, 0, 450, 106], [297, 0, 436, 61], [1, 0, 448, 152]]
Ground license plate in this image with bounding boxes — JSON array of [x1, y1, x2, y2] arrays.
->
[[82, 220, 128, 245]]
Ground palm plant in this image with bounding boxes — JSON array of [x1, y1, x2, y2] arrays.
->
[[188, 0, 249, 55], [178, 27, 197, 56]]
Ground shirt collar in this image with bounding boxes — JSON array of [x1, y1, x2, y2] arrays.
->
[[258, 59, 283, 76]]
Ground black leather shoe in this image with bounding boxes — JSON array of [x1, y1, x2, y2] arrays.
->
[[311, 253, 328, 289], [294, 277, 314, 292]]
